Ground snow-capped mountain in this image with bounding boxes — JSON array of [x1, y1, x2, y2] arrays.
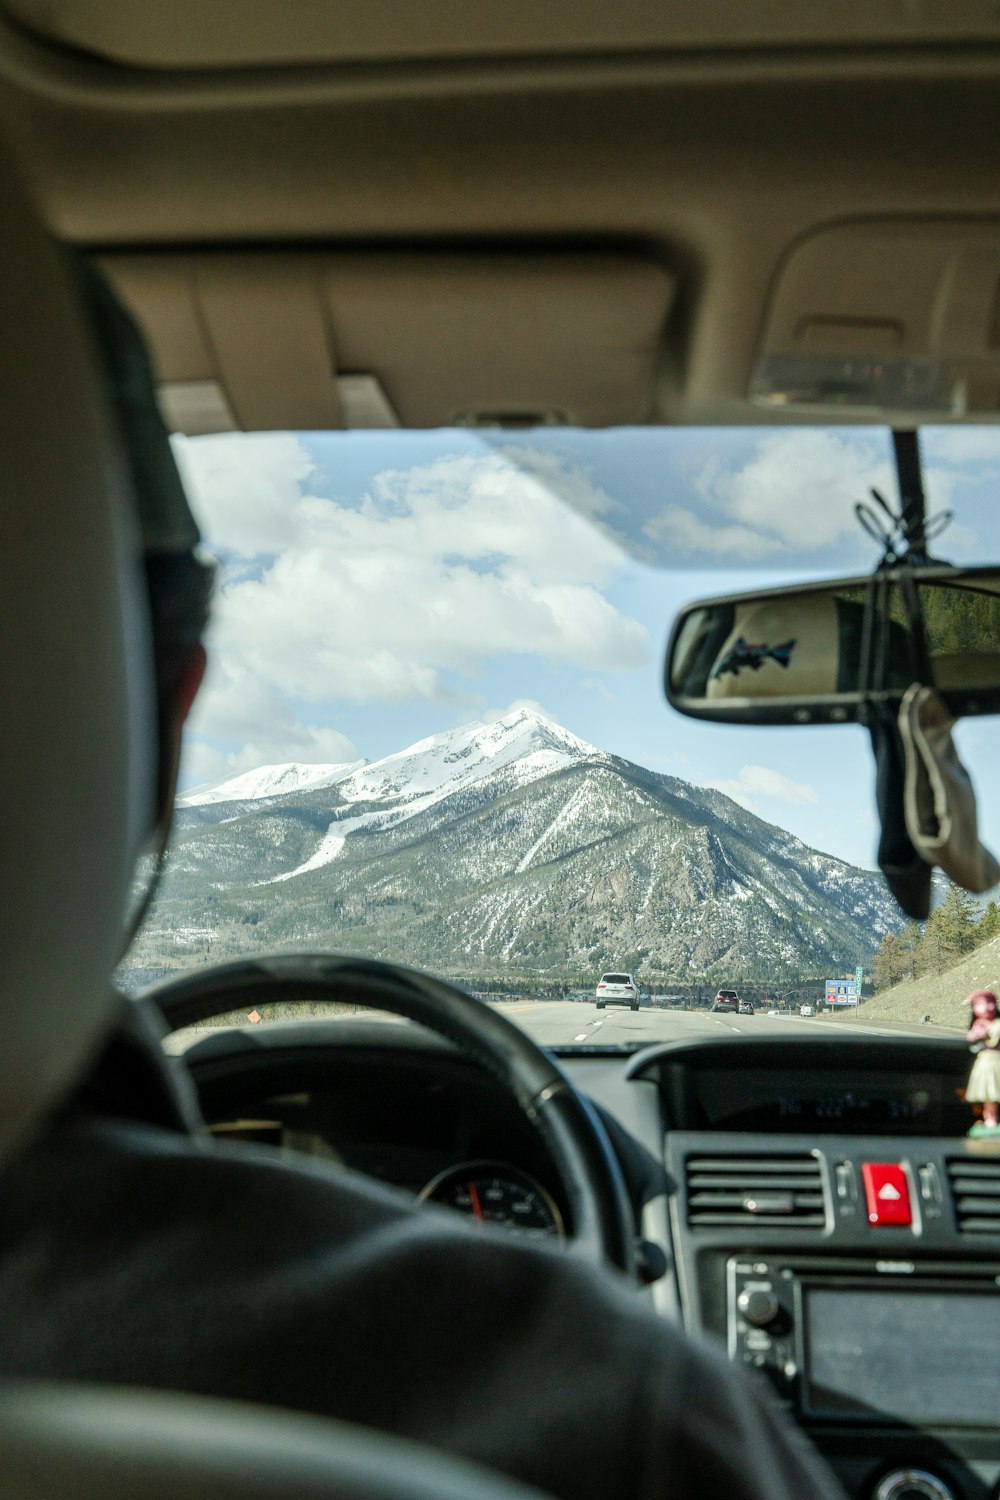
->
[[131, 709, 902, 984], [259, 708, 599, 883], [180, 760, 365, 807], [337, 707, 595, 803]]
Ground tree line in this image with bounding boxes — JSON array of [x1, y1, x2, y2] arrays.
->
[[871, 884, 1000, 991]]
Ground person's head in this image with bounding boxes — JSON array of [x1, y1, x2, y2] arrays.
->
[[81, 263, 214, 834]]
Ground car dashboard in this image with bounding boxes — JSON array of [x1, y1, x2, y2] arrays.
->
[[190, 1023, 574, 1240], [174, 1018, 1000, 1500], [630, 1036, 1000, 1500]]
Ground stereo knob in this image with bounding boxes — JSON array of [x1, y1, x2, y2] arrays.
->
[[872, 1469, 954, 1500], [737, 1288, 780, 1327]]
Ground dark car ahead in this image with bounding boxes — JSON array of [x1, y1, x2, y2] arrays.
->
[[711, 988, 740, 1013]]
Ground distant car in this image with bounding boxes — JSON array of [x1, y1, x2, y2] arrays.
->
[[766, 1009, 780, 1016], [711, 988, 740, 1013], [799, 1004, 816, 1017], [737, 999, 755, 1016], [596, 973, 640, 1010]]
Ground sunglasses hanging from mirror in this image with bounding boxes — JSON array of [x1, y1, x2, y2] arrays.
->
[[857, 431, 997, 919]]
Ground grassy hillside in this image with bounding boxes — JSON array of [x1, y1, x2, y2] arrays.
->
[[843, 934, 1000, 1029]]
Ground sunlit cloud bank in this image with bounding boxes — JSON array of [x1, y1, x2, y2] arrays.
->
[[649, 430, 896, 563], [173, 435, 648, 777], [705, 763, 819, 815], [648, 427, 990, 567]]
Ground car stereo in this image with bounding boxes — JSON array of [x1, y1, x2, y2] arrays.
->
[[728, 1254, 1000, 1427]]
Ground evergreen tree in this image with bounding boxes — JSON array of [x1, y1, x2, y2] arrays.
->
[[922, 883, 978, 973], [898, 921, 921, 981], [978, 900, 1000, 943], [872, 932, 901, 991], [872, 922, 923, 990]]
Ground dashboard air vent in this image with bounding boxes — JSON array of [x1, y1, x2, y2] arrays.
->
[[947, 1159, 1000, 1234], [686, 1154, 826, 1229]]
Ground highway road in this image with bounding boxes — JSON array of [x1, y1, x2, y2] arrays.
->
[[491, 1000, 961, 1047], [163, 997, 962, 1054]]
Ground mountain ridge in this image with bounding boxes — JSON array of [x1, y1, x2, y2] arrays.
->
[[180, 759, 367, 807], [129, 708, 901, 986]]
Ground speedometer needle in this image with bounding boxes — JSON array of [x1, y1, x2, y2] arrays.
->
[[467, 1181, 484, 1222]]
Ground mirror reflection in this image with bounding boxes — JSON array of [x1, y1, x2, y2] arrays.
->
[[666, 567, 1000, 724]]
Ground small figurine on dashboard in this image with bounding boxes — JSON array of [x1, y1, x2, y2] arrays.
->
[[964, 988, 1000, 1136]]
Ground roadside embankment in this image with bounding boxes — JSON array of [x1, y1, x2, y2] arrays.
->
[[831, 934, 1000, 1030]]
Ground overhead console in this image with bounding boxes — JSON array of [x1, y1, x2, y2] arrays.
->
[[752, 218, 1000, 420], [98, 250, 675, 434]]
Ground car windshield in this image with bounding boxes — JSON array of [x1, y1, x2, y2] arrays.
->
[[121, 424, 1000, 1050]]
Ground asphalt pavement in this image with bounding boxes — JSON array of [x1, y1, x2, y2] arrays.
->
[[163, 998, 962, 1054], [492, 1000, 796, 1047], [491, 1000, 960, 1047]]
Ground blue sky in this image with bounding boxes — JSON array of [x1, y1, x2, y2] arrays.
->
[[172, 424, 1000, 875]]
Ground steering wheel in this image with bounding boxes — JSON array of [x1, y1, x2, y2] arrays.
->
[[149, 954, 636, 1274]]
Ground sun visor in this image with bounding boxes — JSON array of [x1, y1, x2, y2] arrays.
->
[[9, 0, 1000, 69], [751, 220, 1000, 419], [98, 251, 675, 433]]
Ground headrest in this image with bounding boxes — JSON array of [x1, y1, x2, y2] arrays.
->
[[0, 146, 157, 1160]]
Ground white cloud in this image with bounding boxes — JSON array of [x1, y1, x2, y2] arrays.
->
[[181, 656, 358, 786], [182, 723, 358, 790], [189, 443, 647, 709], [365, 449, 626, 587], [646, 430, 898, 560], [705, 763, 819, 813], [707, 779, 758, 813], [480, 698, 553, 725], [737, 765, 819, 805], [922, 429, 1000, 465], [174, 439, 648, 764], [492, 443, 622, 526], [644, 504, 782, 559], [172, 432, 317, 555], [698, 431, 893, 551]]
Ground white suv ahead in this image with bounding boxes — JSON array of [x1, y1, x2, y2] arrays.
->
[[596, 973, 640, 1011]]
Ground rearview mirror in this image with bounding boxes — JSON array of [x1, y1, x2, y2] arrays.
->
[[665, 565, 1000, 725]]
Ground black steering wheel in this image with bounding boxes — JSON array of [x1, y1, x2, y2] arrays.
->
[[149, 954, 636, 1275]]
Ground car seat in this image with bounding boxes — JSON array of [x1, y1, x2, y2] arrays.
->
[[0, 138, 549, 1500]]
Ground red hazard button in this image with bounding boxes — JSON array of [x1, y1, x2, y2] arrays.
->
[[861, 1163, 912, 1226]]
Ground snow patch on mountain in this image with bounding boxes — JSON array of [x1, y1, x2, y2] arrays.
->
[[180, 760, 365, 806], [338, 706, 597, 803], [265, 707, 603, 883], [516, 780, 592, 874]]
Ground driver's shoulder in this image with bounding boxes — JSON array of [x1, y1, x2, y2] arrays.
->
[[0, 1113, 676, 1404], [1, 1112, 424, 1258], [0, 1114, 840, 1500], [0, 1111, 663, 1356]]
